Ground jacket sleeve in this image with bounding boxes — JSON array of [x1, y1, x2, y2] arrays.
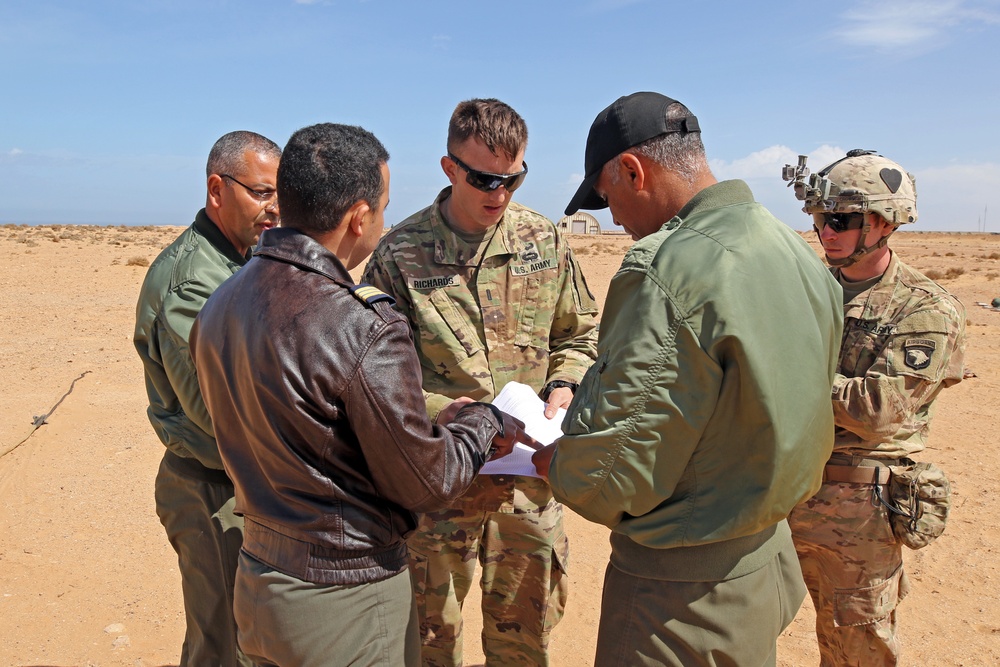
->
[[545, 240, 599, 385], [361, 250, 454, 420], [547, 267, 720, 528], [156, 277, 221, 467], [833, 307, 965, 440], [343, 316, 498, 513]]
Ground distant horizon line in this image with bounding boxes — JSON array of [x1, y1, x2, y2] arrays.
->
[[2, 220, 996, 236]]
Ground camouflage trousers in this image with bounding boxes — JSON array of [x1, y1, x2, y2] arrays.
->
[[406, 474, 568, 667], [789, 474, 911, 666]]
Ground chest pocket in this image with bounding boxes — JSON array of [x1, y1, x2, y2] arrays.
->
[[838, 318, 892, 378], [563, 351, 608, 435], [513, 275, 543, 348], [510, 258, 560, 349], [407, 287, 484, 372]]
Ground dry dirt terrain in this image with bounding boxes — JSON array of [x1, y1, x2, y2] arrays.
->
[[1, 225, 998, 666]]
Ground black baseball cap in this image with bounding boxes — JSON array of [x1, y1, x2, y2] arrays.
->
[[565, 92, 701, 215]]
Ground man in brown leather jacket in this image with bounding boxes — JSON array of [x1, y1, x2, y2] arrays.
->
[[191, 123, 531, 667]]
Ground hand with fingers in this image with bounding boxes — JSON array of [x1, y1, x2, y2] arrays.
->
[[489, 412, 543, 460]]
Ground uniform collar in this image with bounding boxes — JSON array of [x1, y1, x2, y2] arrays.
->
[[676, 180, 755, 221], [429, 187, 520, 266], [252, 226, 353, 283], [193, 208, 253, 266], [839, 251, 901, 320]]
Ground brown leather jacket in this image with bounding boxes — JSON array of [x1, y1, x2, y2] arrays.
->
[[191, 227, 502, 585]]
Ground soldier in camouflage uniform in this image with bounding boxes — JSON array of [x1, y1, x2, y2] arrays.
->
[[362, 98, 598, 666], [784, 150, 967, 665]]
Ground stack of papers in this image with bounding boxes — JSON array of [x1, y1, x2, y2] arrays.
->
[[479, 382, 565, 478]]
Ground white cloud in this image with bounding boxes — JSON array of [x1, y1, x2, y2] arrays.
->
[[294, 0, 321, 4], [710, 144, 846, 181], [8, 148, 23, 157], [432, 34, 450, 49], [833, 0, 1000, 51]]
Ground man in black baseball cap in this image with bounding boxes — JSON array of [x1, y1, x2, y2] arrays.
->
[[534, 92, 843, 665], [565, 91, 701, 216]]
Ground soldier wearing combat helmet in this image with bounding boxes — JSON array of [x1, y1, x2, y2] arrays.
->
[[783, 150, 967, 665]]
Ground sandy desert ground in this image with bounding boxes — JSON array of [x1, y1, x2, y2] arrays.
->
[[1, 224, 998, 666]]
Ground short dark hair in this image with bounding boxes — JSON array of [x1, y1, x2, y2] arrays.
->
[[447, 98, 528, 159], [206, 131, 281, 178], [277, 123, 389, 234]]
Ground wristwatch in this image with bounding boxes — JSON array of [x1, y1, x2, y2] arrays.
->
[[540, 380, 578, 402]]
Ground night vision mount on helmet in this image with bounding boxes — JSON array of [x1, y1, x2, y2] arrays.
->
[[782, 149, 918, 267]]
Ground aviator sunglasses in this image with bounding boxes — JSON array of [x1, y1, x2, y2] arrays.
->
[[813, 212, 866, 233], [448, 153, 528, 193]]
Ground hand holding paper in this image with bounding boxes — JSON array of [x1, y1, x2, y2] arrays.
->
[[479, 382, 566, 478]]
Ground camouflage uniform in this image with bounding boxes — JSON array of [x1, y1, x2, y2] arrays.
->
[[789, 252, 966, 665], [362, 187, 598, 666]]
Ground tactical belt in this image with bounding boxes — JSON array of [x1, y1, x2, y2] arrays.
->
[[824, 453, 897, 485], [824, 464, 891, 485]]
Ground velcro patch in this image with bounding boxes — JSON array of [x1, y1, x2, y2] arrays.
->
[[903, 338, 936, 370], [407, 275, 459, 290], [880, 168, 903, 194], [510, 258, 554, 276], [350, 283, 395, 307]]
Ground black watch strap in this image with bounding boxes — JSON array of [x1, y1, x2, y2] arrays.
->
[[541, 380, 578, 402]]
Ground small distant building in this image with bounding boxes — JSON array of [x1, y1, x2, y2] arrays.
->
[[557, 211, 601, 235]]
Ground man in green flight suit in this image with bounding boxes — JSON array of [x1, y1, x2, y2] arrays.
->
[[362, 98, 598, 666], [134, 130, 280, 667], [535, 91, 843, 666]]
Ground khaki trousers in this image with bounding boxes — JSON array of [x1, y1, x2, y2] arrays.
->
[[594, 536, 805, 667], [235, 552, 419, 667], [154, 450, 252, 667]]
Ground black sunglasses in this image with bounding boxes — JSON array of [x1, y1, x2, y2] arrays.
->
[[814, 212, 866, 233], [448, 153, 528, 193]]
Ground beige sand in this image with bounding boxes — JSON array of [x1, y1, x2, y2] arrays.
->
[[1, 225, 997, 666]]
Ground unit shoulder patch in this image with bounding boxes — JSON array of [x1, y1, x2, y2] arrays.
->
[[903, 338, 936, 370]]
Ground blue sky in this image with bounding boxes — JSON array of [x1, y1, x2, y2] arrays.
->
[[2, 0, 998, 232]]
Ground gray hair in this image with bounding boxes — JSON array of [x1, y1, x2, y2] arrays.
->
[[206, 131, 281, 178], [604, 103, 708, 188]]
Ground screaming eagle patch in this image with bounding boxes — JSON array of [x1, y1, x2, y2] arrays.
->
[[903, 338, 936, 370]]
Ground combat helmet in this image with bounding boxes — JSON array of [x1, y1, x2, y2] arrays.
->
[[783, 149, 917, 266]]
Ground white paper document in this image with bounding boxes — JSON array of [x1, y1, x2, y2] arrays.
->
[[479, 382, 565, 478]]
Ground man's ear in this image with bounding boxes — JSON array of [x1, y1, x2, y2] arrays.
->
[[207, 174, 225, 209], [345, 200, 372, 237], [877, 216, 897, 240], [441, 155, 459, 185], [620, 153, 646, 193]]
